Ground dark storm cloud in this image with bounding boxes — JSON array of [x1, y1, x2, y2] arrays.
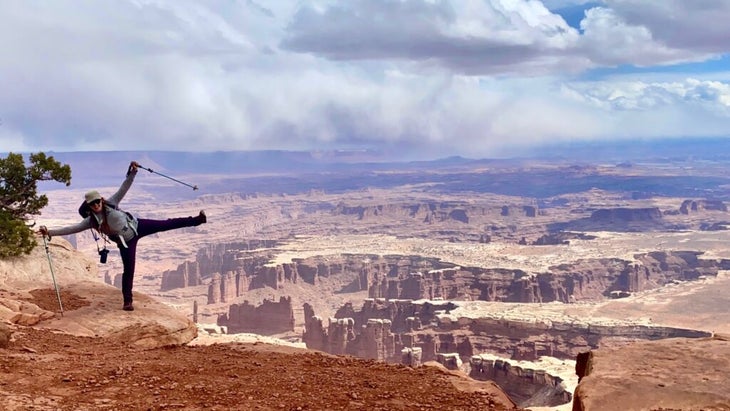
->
[[607, 0, 730, 53], [281, 0, 585, 75]]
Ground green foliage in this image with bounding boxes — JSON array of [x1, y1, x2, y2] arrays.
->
[[0, 152, 71, 258]]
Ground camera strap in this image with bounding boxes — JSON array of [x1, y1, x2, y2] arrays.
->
[[87, 204, 114, 253], [90, 227, 111, 253]]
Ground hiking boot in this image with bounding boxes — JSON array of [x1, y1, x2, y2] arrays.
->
[[196, 210, 207, 225], [122, 302, 134, 311]]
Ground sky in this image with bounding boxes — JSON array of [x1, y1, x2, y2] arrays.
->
[[0, 0, 729, 159]]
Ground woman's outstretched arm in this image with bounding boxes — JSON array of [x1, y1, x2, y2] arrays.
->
[[39, 218, 93, 237], [107, 161, 139, 205]]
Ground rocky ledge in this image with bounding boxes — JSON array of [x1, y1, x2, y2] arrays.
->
[[572, 335, 730, 411], [0, 239, 197, 349]]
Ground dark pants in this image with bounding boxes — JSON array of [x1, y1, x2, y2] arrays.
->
[[119, 216, 201, 304]]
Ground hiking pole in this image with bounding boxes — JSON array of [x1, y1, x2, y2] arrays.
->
[[41, 234, 64, 317], [137, 164, 199, 191]]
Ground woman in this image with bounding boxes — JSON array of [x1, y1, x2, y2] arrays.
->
[[39, 161, 207, 311]]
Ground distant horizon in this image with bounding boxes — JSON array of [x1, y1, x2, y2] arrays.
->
[[9, 135, 730, 164]]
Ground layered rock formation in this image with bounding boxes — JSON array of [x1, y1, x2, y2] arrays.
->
[[217, 296, 295, 335], [332, 201, 476, 224], [207, 269, 248, 304], [680, 199, 727, 214], [303, 297, 714, 408], [367, 251, 730, 303], [590, 207, 662, 222], [161, 241, 277, 292], [160, 261, 203, 291], [305, 298, 711, 363], [401, 347, 422, 367], [531, 232, 597, 245], [501, 205, 538, 217], [470, 355, 571, 407], [161, 245, 730, 308]]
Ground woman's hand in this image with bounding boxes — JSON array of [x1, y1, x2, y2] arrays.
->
[[127, 161, 139, 176], [38, 225, 48, 236]]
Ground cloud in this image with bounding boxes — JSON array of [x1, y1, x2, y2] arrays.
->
[[281, 0, 730, 73], [564, 78, 730, 112], [605, 0, 730, 53], [0, 0, 728, 158], [560, 77, 730, 141], [281, 0, 585, 75], [577, 7, 696, 66]]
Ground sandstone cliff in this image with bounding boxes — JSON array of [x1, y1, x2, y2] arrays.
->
[[590, 207, 662, 222], [306, 298, 710, 364], [679, 199, 727, 214], [161, 246, 730, 307], [470, 355, 571, 407], [217, 296, 295, 334]]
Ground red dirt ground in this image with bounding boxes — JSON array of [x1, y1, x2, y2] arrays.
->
[[1, 289, 521, 411]]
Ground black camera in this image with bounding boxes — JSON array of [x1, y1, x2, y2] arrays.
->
[[99, 248, 109, 264]]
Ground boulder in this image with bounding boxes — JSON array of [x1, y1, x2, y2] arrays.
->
[[32, 282, 198, 349], [0, 297, 56, 325]]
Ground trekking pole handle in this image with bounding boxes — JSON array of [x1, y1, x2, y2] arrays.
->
[[38, 225, 50, 241]]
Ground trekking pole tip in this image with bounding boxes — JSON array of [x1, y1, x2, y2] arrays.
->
[[193, 185, 199, 191]]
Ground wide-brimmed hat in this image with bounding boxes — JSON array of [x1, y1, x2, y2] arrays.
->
[[84, 190, 102, 204]]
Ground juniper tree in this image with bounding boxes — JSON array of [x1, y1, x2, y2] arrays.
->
[[0, 152, 71, 258]]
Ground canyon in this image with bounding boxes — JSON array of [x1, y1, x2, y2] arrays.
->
[[33, 149, 730, 410]]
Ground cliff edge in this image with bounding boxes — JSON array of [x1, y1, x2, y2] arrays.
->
[[572, 335, 730, 411]]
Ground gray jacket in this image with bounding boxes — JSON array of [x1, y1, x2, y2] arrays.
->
[[48, 169, 139, 246]]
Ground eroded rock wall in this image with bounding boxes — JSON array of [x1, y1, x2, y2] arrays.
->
[[370, 251, 730, 303], [161, 246, 730, 307], [446, 315, 710, 361], [305, 299, 712, 363], [206, 269, 249, 305], [331, 201, 502, 224], [470, 355, 571, 407], [217, 296, 294, 335], [680, 199, 727, 214], [590, 207, 662, 222], [160, 261, 202, 291]]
